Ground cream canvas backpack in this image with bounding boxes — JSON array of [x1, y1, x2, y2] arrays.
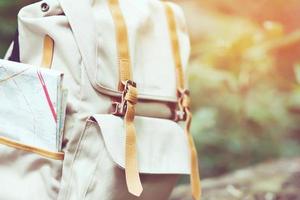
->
[[3, 0, 201, 199]]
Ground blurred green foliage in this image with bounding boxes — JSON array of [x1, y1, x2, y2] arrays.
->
[[1, 0, 300, 180], [187, 1, 300, 178], [0, 0, 34, 56]]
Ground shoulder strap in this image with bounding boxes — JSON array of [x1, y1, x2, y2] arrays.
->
[[108, 0, 142, 197], [164, 2, 202, 200]]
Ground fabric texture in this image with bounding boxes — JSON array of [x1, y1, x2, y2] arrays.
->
[[62, 118, 179, 200], [0, 137, 63, 200]]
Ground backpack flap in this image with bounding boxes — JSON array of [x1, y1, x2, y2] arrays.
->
[[59, 0, 190, 103], [90, 114, 190, 174], [61, 115, 182, 200], [92, 0, 190, 103]]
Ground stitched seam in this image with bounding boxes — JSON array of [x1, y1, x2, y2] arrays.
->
[[64, 121, 93, 199], [83, 127, 107, 199]]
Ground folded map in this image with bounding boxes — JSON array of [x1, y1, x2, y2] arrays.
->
[[0, 59, 67, 152]]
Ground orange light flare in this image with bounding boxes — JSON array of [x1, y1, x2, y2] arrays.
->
[[175, 0, 300, 91]]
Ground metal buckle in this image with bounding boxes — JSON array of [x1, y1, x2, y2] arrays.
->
[[111, 80, 137, 116], [174, 89, 190, 121], [174, 109, 186, 122]]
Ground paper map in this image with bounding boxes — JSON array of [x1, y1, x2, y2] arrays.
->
[[0, 59, 67, 151]]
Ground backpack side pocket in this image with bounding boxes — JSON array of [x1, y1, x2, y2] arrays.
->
[[0, 136, 64, 200]]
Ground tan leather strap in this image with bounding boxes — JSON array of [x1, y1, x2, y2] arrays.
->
[[108, 0, 132, 90], [41, 35, 54, 68], [164, 4, 185, 91], [0, 136, 64, 160], [164, 2, 202, 200], [108, 0, 143, 197], [123, 85, 143, 196]]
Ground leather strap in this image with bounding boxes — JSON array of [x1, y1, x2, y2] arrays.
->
[[41, 35, 54, 68], [108, 0, 132, 90], [164, 2, 202, 200], [123, 85, 142, 196], [0, 136, 64, 160], [108, 0, 143, 197], [164, 4, 185, 91]]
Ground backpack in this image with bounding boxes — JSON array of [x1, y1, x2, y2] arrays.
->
[[2, 0, 201, 199]]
